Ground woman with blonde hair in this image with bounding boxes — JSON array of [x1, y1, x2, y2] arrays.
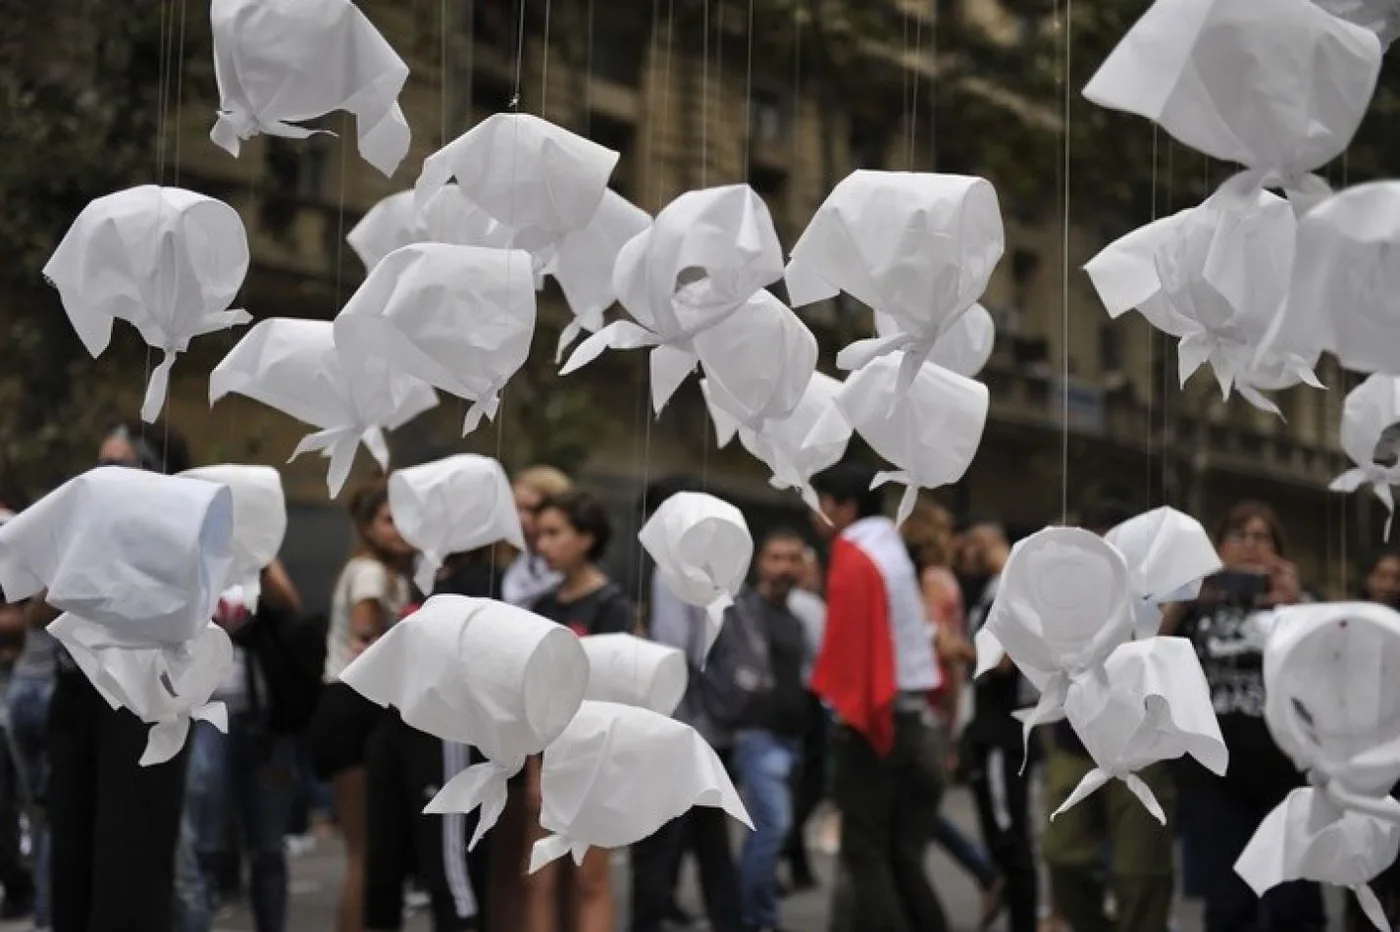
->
[[502, 466, 574, 610], [306, 480, 414, 932]]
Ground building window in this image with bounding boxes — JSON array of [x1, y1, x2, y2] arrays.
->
[[589, 114, 636, 200], [750, 89, 791, 147]]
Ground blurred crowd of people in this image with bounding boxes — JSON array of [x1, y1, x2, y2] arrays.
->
[[0, 422, 1397, 932]]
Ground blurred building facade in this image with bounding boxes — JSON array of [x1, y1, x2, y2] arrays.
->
[[81, 0, 1358, 594]]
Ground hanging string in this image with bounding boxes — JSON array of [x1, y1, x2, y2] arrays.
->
[[584, 0, 594, 134], [1162, 140, 1175, 505], [440, 0, 450, 148], [1147, 124, 1159, 506], [1058, 0, 1073, 524], [540, 0, 553, 115], [908, 8, 923, 169], [741, 0, 754, 181], [171, 0, 189, 186], [1340, 151, 1351, 595]]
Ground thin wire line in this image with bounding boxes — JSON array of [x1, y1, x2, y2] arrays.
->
[[909, 8, 923, 168], [512, 0, 527, 106], [1059, 0, 1073, 524], [441, 0, 450, 147], [171, 0, 188, 185], [540, 0, 553, 116], [584, 0, 594, 134], [741, 0, 754, 180], [1147, 124, 1158, 505], [701, 0, 709, 188]]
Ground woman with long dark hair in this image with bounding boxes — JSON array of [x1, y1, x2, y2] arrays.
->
[[307, 480, 413, 932], [1165, 500, 1323, 932]]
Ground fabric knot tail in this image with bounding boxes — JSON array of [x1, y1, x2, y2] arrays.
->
[[461, 392, 501, 436], [893, 335, 939, 396], [1354, 882, 1392, 932], [140, 715, 193, 767], [528, 834, 577, 874], [870, 471, 917, 529], [424, 759, 517, 850], [210, 109, 253, 156], [1050, 766, 1113, 821], [1119, 771, 1167, 824], [1236, 382, 1283, 418], [556, 318, 586, 364], [1176, 331, 1215, 391], [650, 343, 699, 414], [559, 320, 658, 377], [290, 428, 363, 498], [1011, 676, 1069, 775], [834, 331, 909, 373], [356, 100, 411, 178], [414, 552, 444, 597], [140, 350, 179, 423]]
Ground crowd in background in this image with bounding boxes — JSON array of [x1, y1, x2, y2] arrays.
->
[[0, 422, 1398, 932]]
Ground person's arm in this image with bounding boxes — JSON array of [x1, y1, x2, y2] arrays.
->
[[344, 560, 394, 658], [260, 558, 302, 615]]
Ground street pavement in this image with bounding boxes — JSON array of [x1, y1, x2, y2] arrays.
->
[[3, 785, 1347, 931]]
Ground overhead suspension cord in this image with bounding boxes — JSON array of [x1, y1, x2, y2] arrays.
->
[[1058, 0, 1073, 524], [1147, 125, 1159, 506]]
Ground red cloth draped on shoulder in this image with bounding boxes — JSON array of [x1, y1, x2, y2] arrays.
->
[[811, 536, 898, 756]]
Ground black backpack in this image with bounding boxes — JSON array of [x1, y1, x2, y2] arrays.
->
[[691, 591, 773, 731], [237, 605, 328, 736]]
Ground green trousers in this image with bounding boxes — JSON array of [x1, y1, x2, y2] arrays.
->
[[1041, 746, 1176, 932]]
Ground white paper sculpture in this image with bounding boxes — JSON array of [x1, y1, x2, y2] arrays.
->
[[561, 184, 785, 412], [528, 700, 751, 871], [835, 354, 988, 526], [1261, 182, 1400, 378], [0, 467, 234, 647], [977, 527, 1226, 819], [876, 304, 997, 380], [694, 290, 819, 429], [347, 185, 509, 273], [179, 465, 287, 610], [416, 113, 618, 258], [50, 616, 233, 766], [341, 595, 589, 846], [1105, 506, 1223, 638], [43, 185, 252, 423], [1083, 0, 1381, 211], [1236, 602, 1400, 930], [387, 454, 525, 593], [785, 170, 1004, 398], [210, 317, 438, 497], [1316, 0, 1400, 47], [210, 0, 411, 177], [704, 371, 853, 512], [639, 492, 753, 657], [548, 190, 652, 361], [333, 243, 536, 434], [1331, 376, 1400, 539], [1084, 188, 1320, 414], [579, 633, 688, 716]]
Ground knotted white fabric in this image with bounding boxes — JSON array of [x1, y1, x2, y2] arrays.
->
[[694, 290, 818, 429], [210, 318, 438, 497], [1083, 0, 1381, 213], [0, 467, 234, 648], [1105, 507, 1222, 638], [579, 634, 688, 716], [1331, 375, 1400, 540], [179, 465, 287, 610], [50, 616, 233, 766], [785, 170, 1004, 401], [347, 185, 509, 273], [528, 701, 751, 872], [638, 492, 753, 660], [834, 355, 988, 527], [1260, 182, 1400, 378], [875, 304, 997, 379], [1236, 602, 1400, 930], [977, 527, 1226, 818], [416, 113, 618, 261], [703, 372, 853, 513], [387, 455, 524, 593], [210, 0, 411, 177], [341, 595, 589, 848], [561, 184, 785, 412], [332, 243, 536, 435], [1084, 188, 1320, 415], [43, 185, 252, 422], [548, 190, 652, 361]]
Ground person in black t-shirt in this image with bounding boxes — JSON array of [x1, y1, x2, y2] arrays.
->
[[520, 489, 633, 932], [1164, 500, 1323, 932]]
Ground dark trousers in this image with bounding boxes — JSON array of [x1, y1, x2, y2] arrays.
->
[[830, 711, 946, 932], [631, 749, 743, 932], [1179, 774, 1325, 932], [365, 713, 489, 931], [781, 692, 827, 885], [48, 666, 189, 932], [966, 740, 1037, 932], [0, 724, 33, 903]]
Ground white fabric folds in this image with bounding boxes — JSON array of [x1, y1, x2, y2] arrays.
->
[[43, 185, 251, 422]]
